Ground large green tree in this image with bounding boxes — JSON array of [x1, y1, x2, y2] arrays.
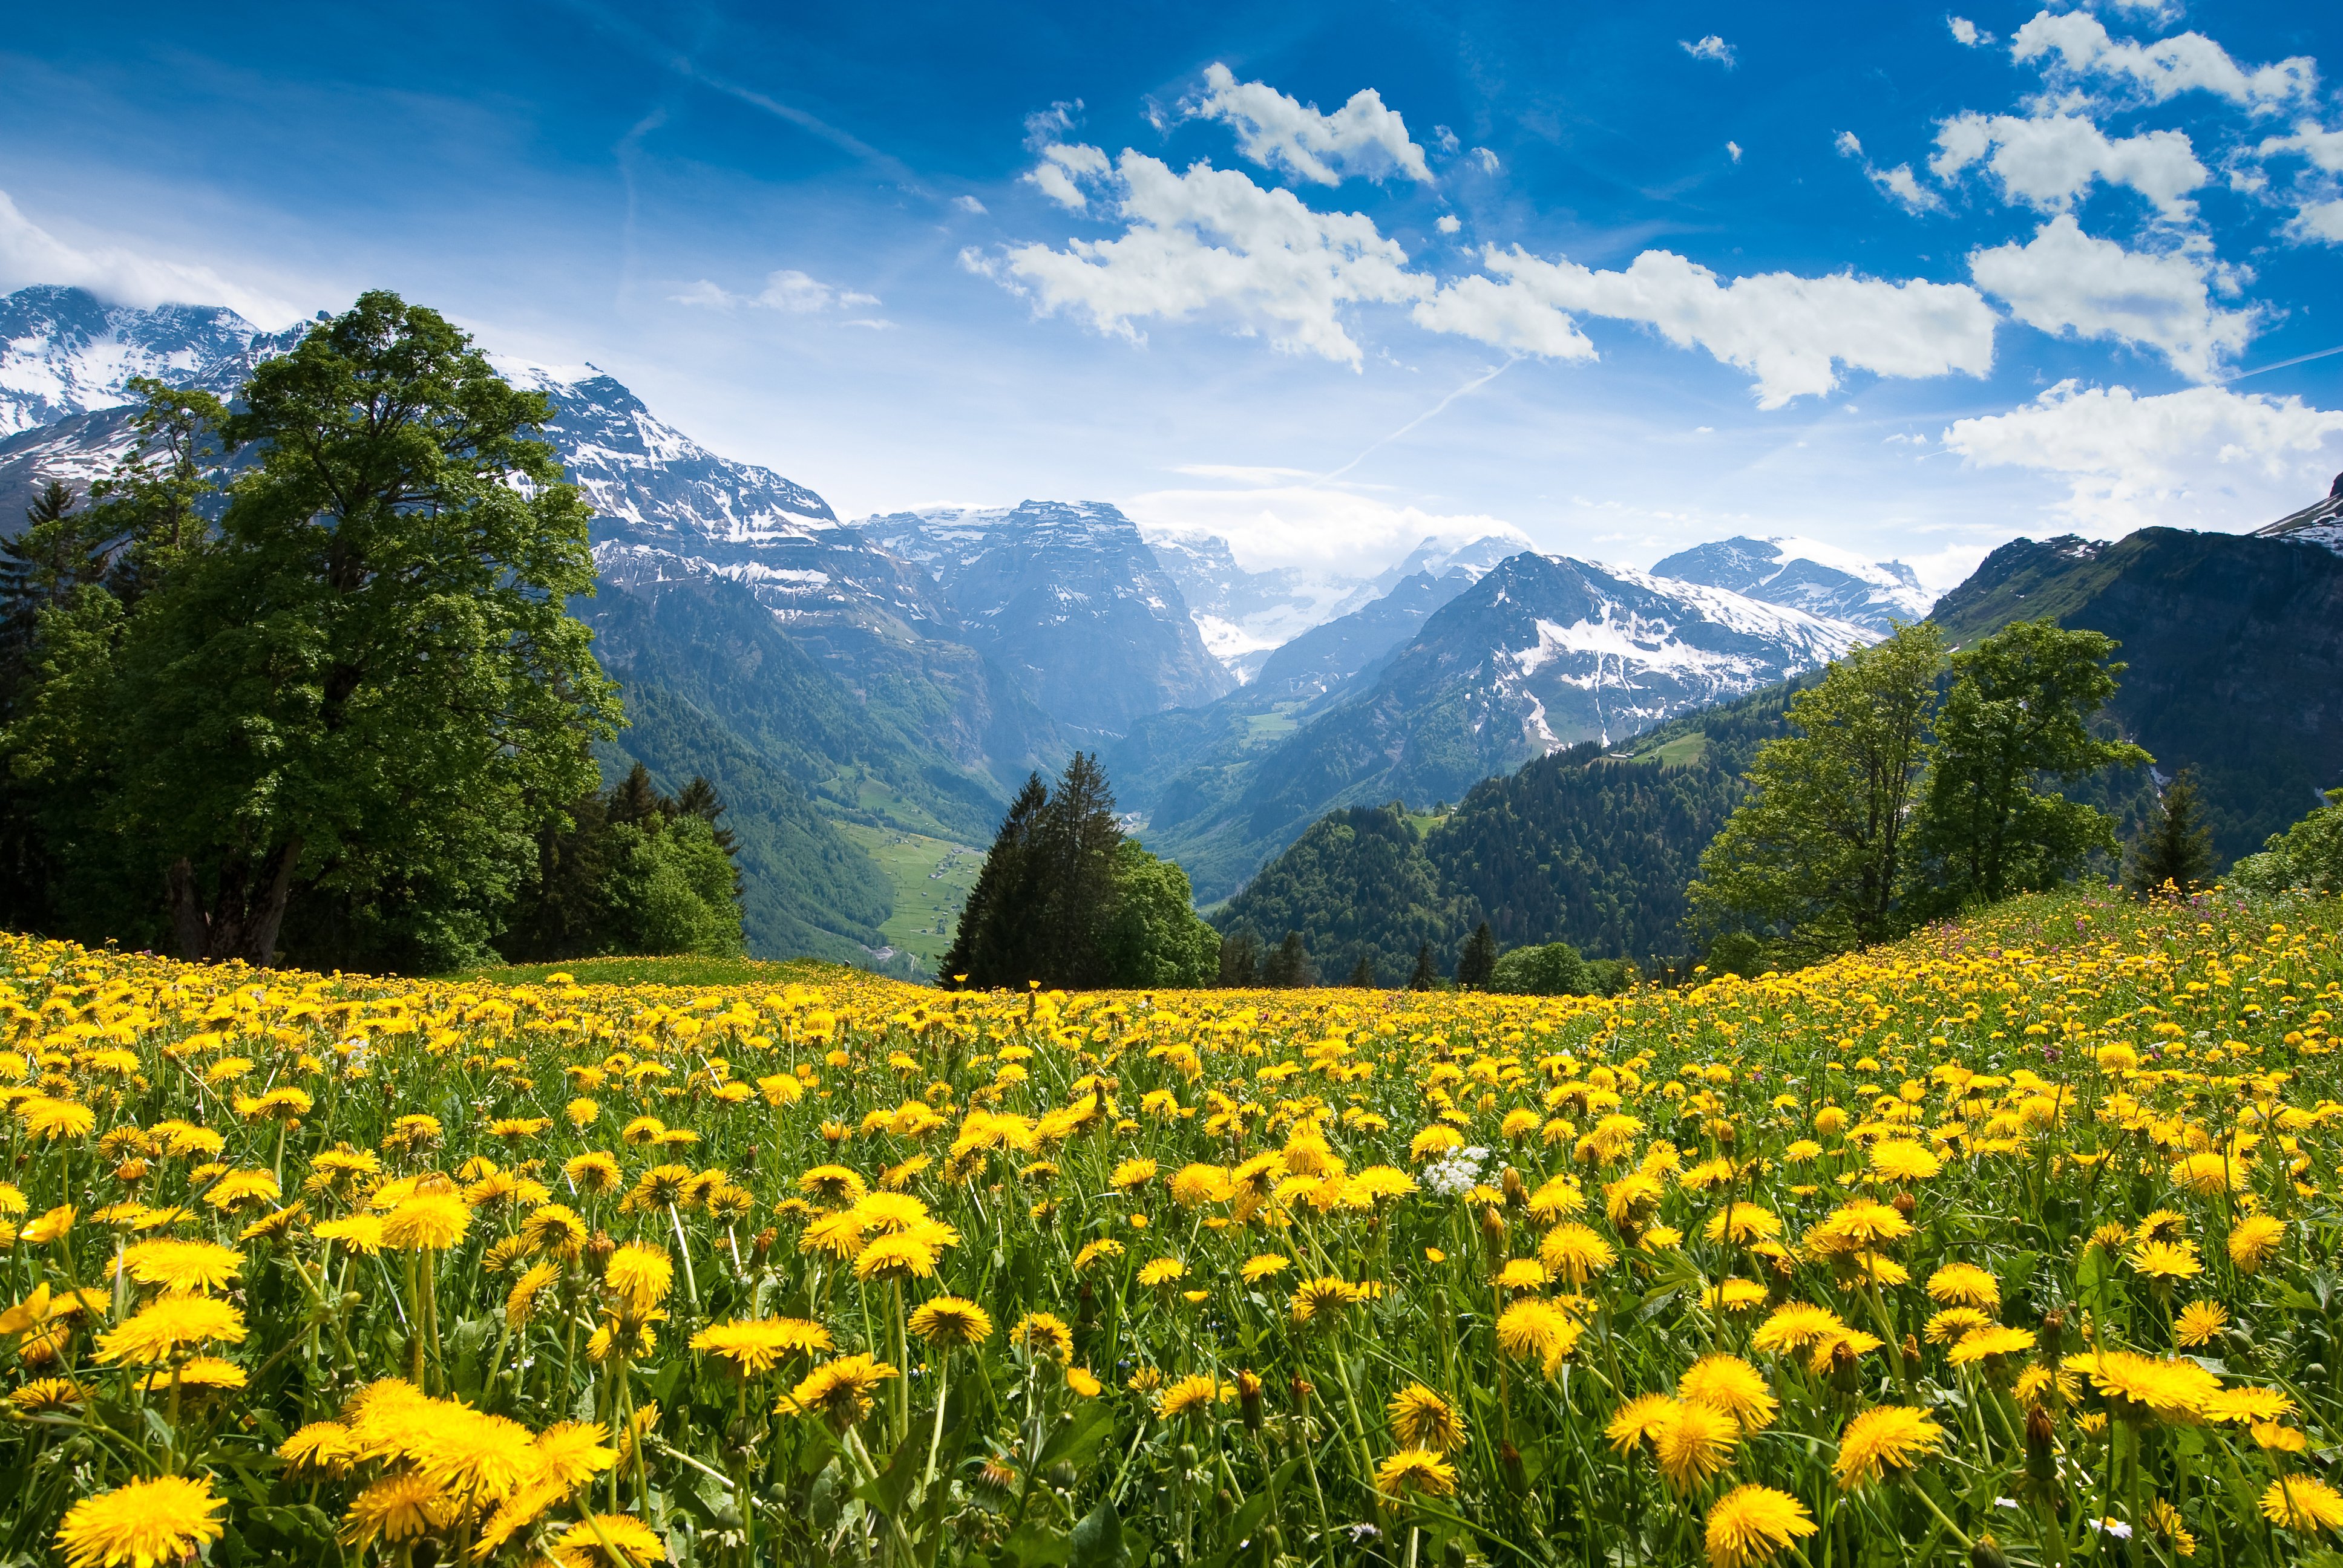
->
[[943, 753, 1217, 989], [1687, 622, 1944, 958], [1909, 618, 2148, 914], [3, 293, 620, 970]]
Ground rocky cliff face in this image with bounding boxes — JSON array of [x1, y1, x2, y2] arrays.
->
[[1930, 526, 2343, 860], [858, 501, 1236, 737]]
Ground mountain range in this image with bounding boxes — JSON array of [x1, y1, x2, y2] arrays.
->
[[1, 282, 2045, 973]]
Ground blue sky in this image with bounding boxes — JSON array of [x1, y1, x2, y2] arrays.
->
[[3, 1, 2340, 586]]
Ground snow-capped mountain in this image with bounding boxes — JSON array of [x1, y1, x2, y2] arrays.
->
[[1650, 535, 1930, 632], [1121, 550, 1875, 902], [2252, 471, 2343, 556], [1140, 531, 1369, 679], [858, 502, 1236, 736], [0, 284, 300, 436]]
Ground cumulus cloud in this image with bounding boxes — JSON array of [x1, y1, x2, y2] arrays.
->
[[672, 267, 880, 313], [1930, 111, 2207, 218], [1413, 245, 1998, 407], [1187, 64, 1433, 186], [1680, 36, 1737, 67], [1948, 17, 1993, 48], [0, 189, 303, 329], [951, 194, 988, 214], [2011, 11, 2316, 111], [1024, 143, 1112, 211], [1727, 140, 1743, 163], [1968, 215, 2252, 381], [1470, 148, 1501, 175], [977, 152, 1430, 368], [2260, 120, 2343, 173], [2290, 200, 2343, 244], [1942, 379, 2343, 527], [1435, 214, 1462, 234]]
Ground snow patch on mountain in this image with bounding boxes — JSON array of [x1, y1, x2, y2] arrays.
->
[[1648, 535, 1930, 632]]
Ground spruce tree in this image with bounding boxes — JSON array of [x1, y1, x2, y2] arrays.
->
[[2126, 767, 2215, 897], [1407, 942, 1438, 991], [1262, 930, 1313, 987], [940, 773, 1048, 987], [1217, 929, 1262, 987], [1347, 953, 1378, 988], [1457, 921, 1498, 989]]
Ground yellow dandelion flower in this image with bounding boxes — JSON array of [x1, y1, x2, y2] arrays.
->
[[1705, 1483, 1817, 1568], [1373, 1448, 1459, 1498], [55, 1474, 225, 1568], [1388, 1383, 1466, 1453], [1833, 1405, 1945, 1490]]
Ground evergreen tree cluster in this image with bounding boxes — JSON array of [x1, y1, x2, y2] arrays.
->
[[942, 753, 1219, 989], [0, 293, 741, 972], [498, 763, 745, 961]]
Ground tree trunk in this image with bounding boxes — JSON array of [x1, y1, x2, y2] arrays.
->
[[166, 838, 304, 967]]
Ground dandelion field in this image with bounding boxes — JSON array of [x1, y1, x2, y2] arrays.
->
[[5, 890, 2343, 1568]]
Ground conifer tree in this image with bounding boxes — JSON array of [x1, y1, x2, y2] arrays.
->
[[1217, 929, 1262, 987], [1457, 921, 1498, 989], [2126, 767, 2215, 897], [1407, 942, 1438, 991], [940, 774, 1047, 986], [1262, 930, 1314, 988], [1347, 954, 1378, 988]]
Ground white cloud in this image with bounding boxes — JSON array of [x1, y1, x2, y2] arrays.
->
[[1023, 100, 1082, 149], [1968, 215, 2252, 380], [0, 189, 303, 329], [2011, 11, 2316, 111], [1023, 143, 1112, 212], [1187, 63, 1433, 186], [1470, 148, 1501, 175], [1929, 110, 2206, 218], [1414, 245, 1998, 407], [1727, 140, 1743, 162], [2290, 200, 2343, 244], [1948, 16, 1992, 48], [1942, 379, 2343, 527], [951, 194, 988, 214], [1125, 474, 1528, 572], [671, 267, 880, 313], [2259, 120, 2343, 173], [979, 152, 1431, 368], [1432, 125, 1461, 154], [1837, 131, 1944, 213], [1681, 36, 1737, 67], [1435, 214, 1462, 234]]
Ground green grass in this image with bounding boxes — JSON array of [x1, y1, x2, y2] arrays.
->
[[835, 822, 983, 970], [439, 954, 852, 988], [1633, 731, 1708, 767], [1237, 707, 1301, 743]]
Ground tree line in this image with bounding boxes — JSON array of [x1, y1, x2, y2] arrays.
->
[[0, 292, 741, 972]]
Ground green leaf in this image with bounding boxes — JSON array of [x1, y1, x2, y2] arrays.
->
[[1037, 1402, 1118, 1472], [999, 1519, 1073, 1567], [1201, 1459, 1300, 1568], [1069, 1495, 1128, 1568], [853, 1425, 926, 1519]]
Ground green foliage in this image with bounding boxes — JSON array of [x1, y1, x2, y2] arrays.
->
[[1703, 930, 1767, 978], [1910, 619, 2148, 914], [1455, 920, 1497, 988], [0, 293, 621, 972], [2125, 766, 2217, 897], [1488, 941, 1587, 995], [502, 762, 747, 961], [2231, 788, 2343, 896], [1099, 840, 1219, 988], [1688, 623, 1944, 959], [1259, 930, 1315, 988], [1210, 804, 1461, 986], [944, 754, 1217, 988]]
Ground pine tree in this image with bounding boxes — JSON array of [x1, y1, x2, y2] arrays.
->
[[2126, 767, 2215, 897], [1346, 953, 1378, 988], [1262, 930, 1314, 988], [940, 773, 1048, 987], [606, 762, 663, 826], [1457, 921, 1498, 988], [1217, 929, 1262, 987], [1407, 942, 1438, 991]]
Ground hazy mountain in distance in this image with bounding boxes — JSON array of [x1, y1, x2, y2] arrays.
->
[[857, 501, 1235, 737]]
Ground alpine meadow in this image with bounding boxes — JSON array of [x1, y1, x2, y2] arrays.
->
[[5, 5, 2343, 1568]]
